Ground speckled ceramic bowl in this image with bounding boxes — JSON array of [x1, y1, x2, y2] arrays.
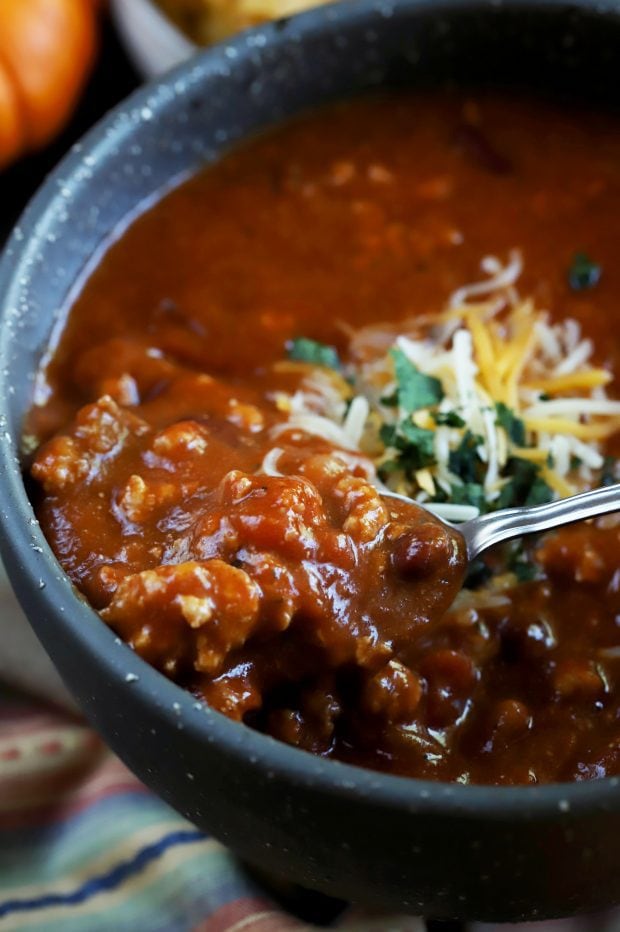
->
[[1, 0, 620, 921]]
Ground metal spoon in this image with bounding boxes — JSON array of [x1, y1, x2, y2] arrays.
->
[[382, 482, 620, 562]]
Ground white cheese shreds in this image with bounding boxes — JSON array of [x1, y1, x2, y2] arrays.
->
[[343, 396, 370, 447], [482, 406, 500, 491], [452, 329, 479, 415], [259, 447, 284, 476], [424, 502, 481, 522], [260, 250, 618, 516], [555, 338, 593, 375], [566, 437, 605, 471], [271, 414, 357, 449], [448, 249, 522, 308]]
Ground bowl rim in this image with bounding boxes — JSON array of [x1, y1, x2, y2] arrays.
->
[[1, 0, 620, 817]]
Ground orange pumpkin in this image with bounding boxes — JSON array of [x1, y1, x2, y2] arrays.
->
[[0, 0, 99, 169]]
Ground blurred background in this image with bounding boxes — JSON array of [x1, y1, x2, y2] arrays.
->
[[0, 7, 133, 242], [0, 0, 332, 243]]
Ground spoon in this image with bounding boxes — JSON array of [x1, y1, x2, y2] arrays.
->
[[382, 482, 620, 562]]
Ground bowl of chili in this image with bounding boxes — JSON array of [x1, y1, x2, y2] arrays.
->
[[1, 0, 620, 921]]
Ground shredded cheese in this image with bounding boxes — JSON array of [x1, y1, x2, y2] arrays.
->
[[260, 447, 284, 477], [525, 370, 611, 393], [448, 249, 523, 308], [260, 251, 619, 518]]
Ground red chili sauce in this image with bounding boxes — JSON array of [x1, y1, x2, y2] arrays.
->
[[27, 94, 620, 784]]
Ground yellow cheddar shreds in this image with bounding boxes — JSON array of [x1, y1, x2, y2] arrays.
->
[[269, 250, 619, 519], [525, 369, 612, 393]]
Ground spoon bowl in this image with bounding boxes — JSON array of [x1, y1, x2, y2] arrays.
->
[[383, 482, 620, 561]]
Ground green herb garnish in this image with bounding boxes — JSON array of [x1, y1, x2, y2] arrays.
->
[[525, 477, 554, 507], [377, 459, 401, 480], [433, 410, 466, 428], [497, 457, 553, 509], [288, 337, 340, 369], [388, 348, 444, 412], [380, 421, 436, 475], [495, 401, 526, 446], [450, 482, 486, 511], [449, 430, 484, 484], [568, 252, 602, 291]]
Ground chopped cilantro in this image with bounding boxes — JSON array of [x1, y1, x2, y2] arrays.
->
[[450, 481, 486, 511], [495, 401, 526, 446], [399, 420, 436, 454], [288, 337, 340, 369], [449, 430, 483, 484], [497, 457, 553, 509], [568, 252, 601, 291], [498, 457, 538, 507], [377, 458, 400, 480], [525, 477, 554, 507], [379, 423, 398, 447], [380, 420, 436, 475], [496, 482, 515, 509], [389, 348, 444, 412], [433, 410, 466, 428]]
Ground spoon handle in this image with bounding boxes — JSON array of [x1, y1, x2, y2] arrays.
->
[[463, 482, 620, 561]]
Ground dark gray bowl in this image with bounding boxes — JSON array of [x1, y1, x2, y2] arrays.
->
[[1, 0, 620, 922]]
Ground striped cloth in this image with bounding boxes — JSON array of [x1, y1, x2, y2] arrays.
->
[[3, 694, 620, 932], [3, 692, 620, 931], [0, 690, 429, 931]]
